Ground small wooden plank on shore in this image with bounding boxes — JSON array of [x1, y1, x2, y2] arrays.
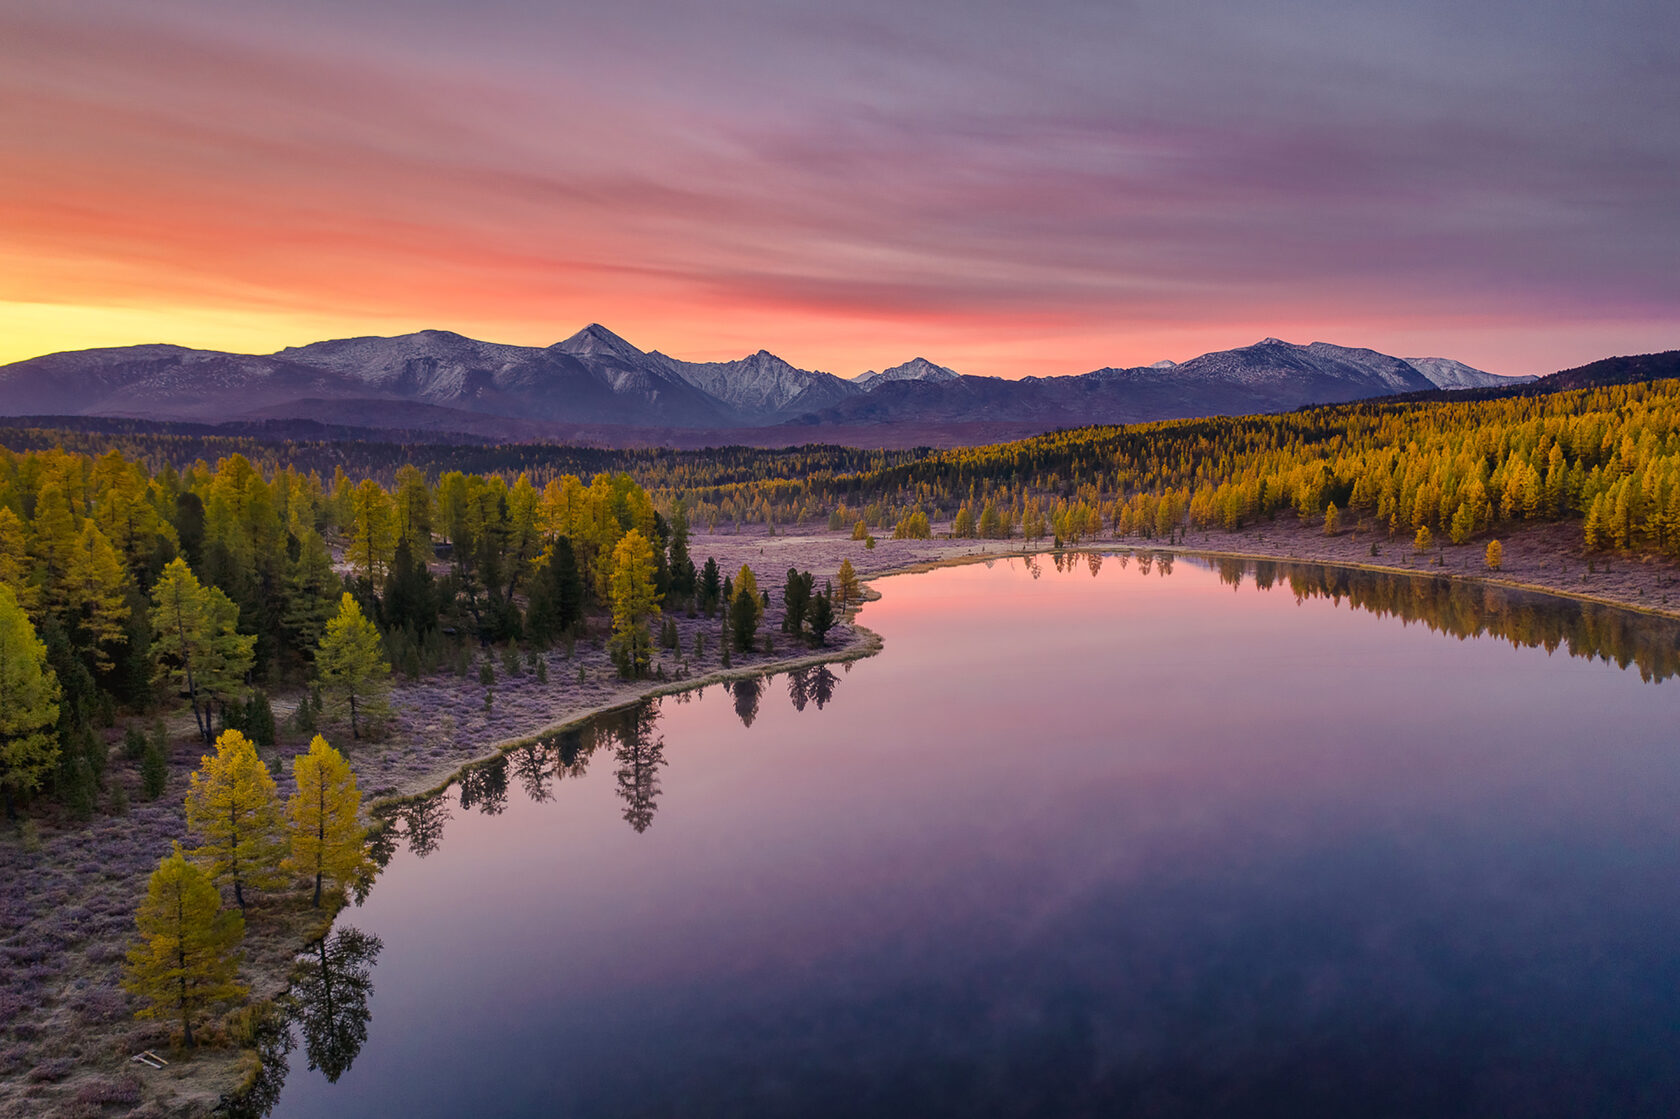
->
[[132, 1050, 168, 1069]]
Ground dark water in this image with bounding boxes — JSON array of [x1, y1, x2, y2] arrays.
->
[[265, 554, 1680, 1118]]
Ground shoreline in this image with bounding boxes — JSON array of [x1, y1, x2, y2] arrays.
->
[[9, 520, 1680, 1117]]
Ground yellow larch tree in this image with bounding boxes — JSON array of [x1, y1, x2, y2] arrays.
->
[[61, 521, 130, 670], [0, 506, 40, 618], [287, 735, 369, 907], [608, 529, 661, 678], [124, 842, 246, 1047], [350, 479, 396, 582], [186, 729, 287, 909], [0, 583, 60, 820], [835, 557, 860, 612], [316, 593, 392, 740]]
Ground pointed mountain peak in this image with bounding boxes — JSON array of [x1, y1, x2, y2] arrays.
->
[[890, 357, 961, 379], [1257, 337, 1292, 347], [554, 323, 644, 358]]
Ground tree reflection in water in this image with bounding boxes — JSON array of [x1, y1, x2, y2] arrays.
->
[[234, 664, 852, 1111], [731, 677, 762, 727], [510, 741, 554, 804], [392, 796, 451, 859], [786, 665, 840, 712], [225, 928, 384, 1116], [609, 703, 666, 833], [1198, 555, 1680, 682], [458, 754, 509, 815], [294, 927, 384, 1084]]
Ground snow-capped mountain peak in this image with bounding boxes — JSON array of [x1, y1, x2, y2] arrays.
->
[[1404, 357, 1532, 390], [553, 323, 645, 359], [856, 357, 962, 389]]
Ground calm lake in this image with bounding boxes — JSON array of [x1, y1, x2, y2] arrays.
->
[[263, 553, 1680, 1118]]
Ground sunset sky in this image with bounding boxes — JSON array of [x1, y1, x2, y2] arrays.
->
[[2, 0, 1676, 378]]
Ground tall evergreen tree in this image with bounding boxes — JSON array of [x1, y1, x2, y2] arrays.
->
[[782, 568, 813, 635], [667, 503, 695, 604], [284, 526, 341, 656], [382, 539, 437, 636], [699, 556, 721, 617], [807, 590, 835, 646], [730, 565, 762, 653], [525, 537, 582, 644]]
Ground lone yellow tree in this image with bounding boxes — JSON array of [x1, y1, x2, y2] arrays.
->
[[835, 557, 860, 613], [608, 529, 661, 678], [124, 842, 246, 1047], [1323, 503, 1340, 536], [186, 730, 287, 909], [1485, 538, 1503, 571], [316, 594, 391, 740], [0, 583, 60, 819], [287, 736, 368, 907]]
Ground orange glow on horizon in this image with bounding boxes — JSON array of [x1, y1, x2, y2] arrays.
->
[[4, 5, 1675, 382]]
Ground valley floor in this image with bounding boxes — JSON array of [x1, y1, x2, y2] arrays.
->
[[5, 520, 1677, 1118]]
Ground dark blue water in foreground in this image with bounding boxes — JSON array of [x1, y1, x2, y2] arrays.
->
[[268, 554, 1680, 1118]]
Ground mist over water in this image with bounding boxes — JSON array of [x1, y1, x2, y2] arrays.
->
[[265, 554, 1680, 1118]]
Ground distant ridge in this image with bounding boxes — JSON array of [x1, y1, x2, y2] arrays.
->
[[0, 328, 1542, 446]]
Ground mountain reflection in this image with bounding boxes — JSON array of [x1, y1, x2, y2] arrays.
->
[[1197, 555, 1680, 682]]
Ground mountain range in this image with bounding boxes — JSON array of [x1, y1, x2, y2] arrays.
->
[[0, 326, 1532, 447]]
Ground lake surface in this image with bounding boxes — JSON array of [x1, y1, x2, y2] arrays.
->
[[264, 553, 1680, 1118]]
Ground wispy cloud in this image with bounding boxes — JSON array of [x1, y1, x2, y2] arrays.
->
[[1, 0, 1675, 374]]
